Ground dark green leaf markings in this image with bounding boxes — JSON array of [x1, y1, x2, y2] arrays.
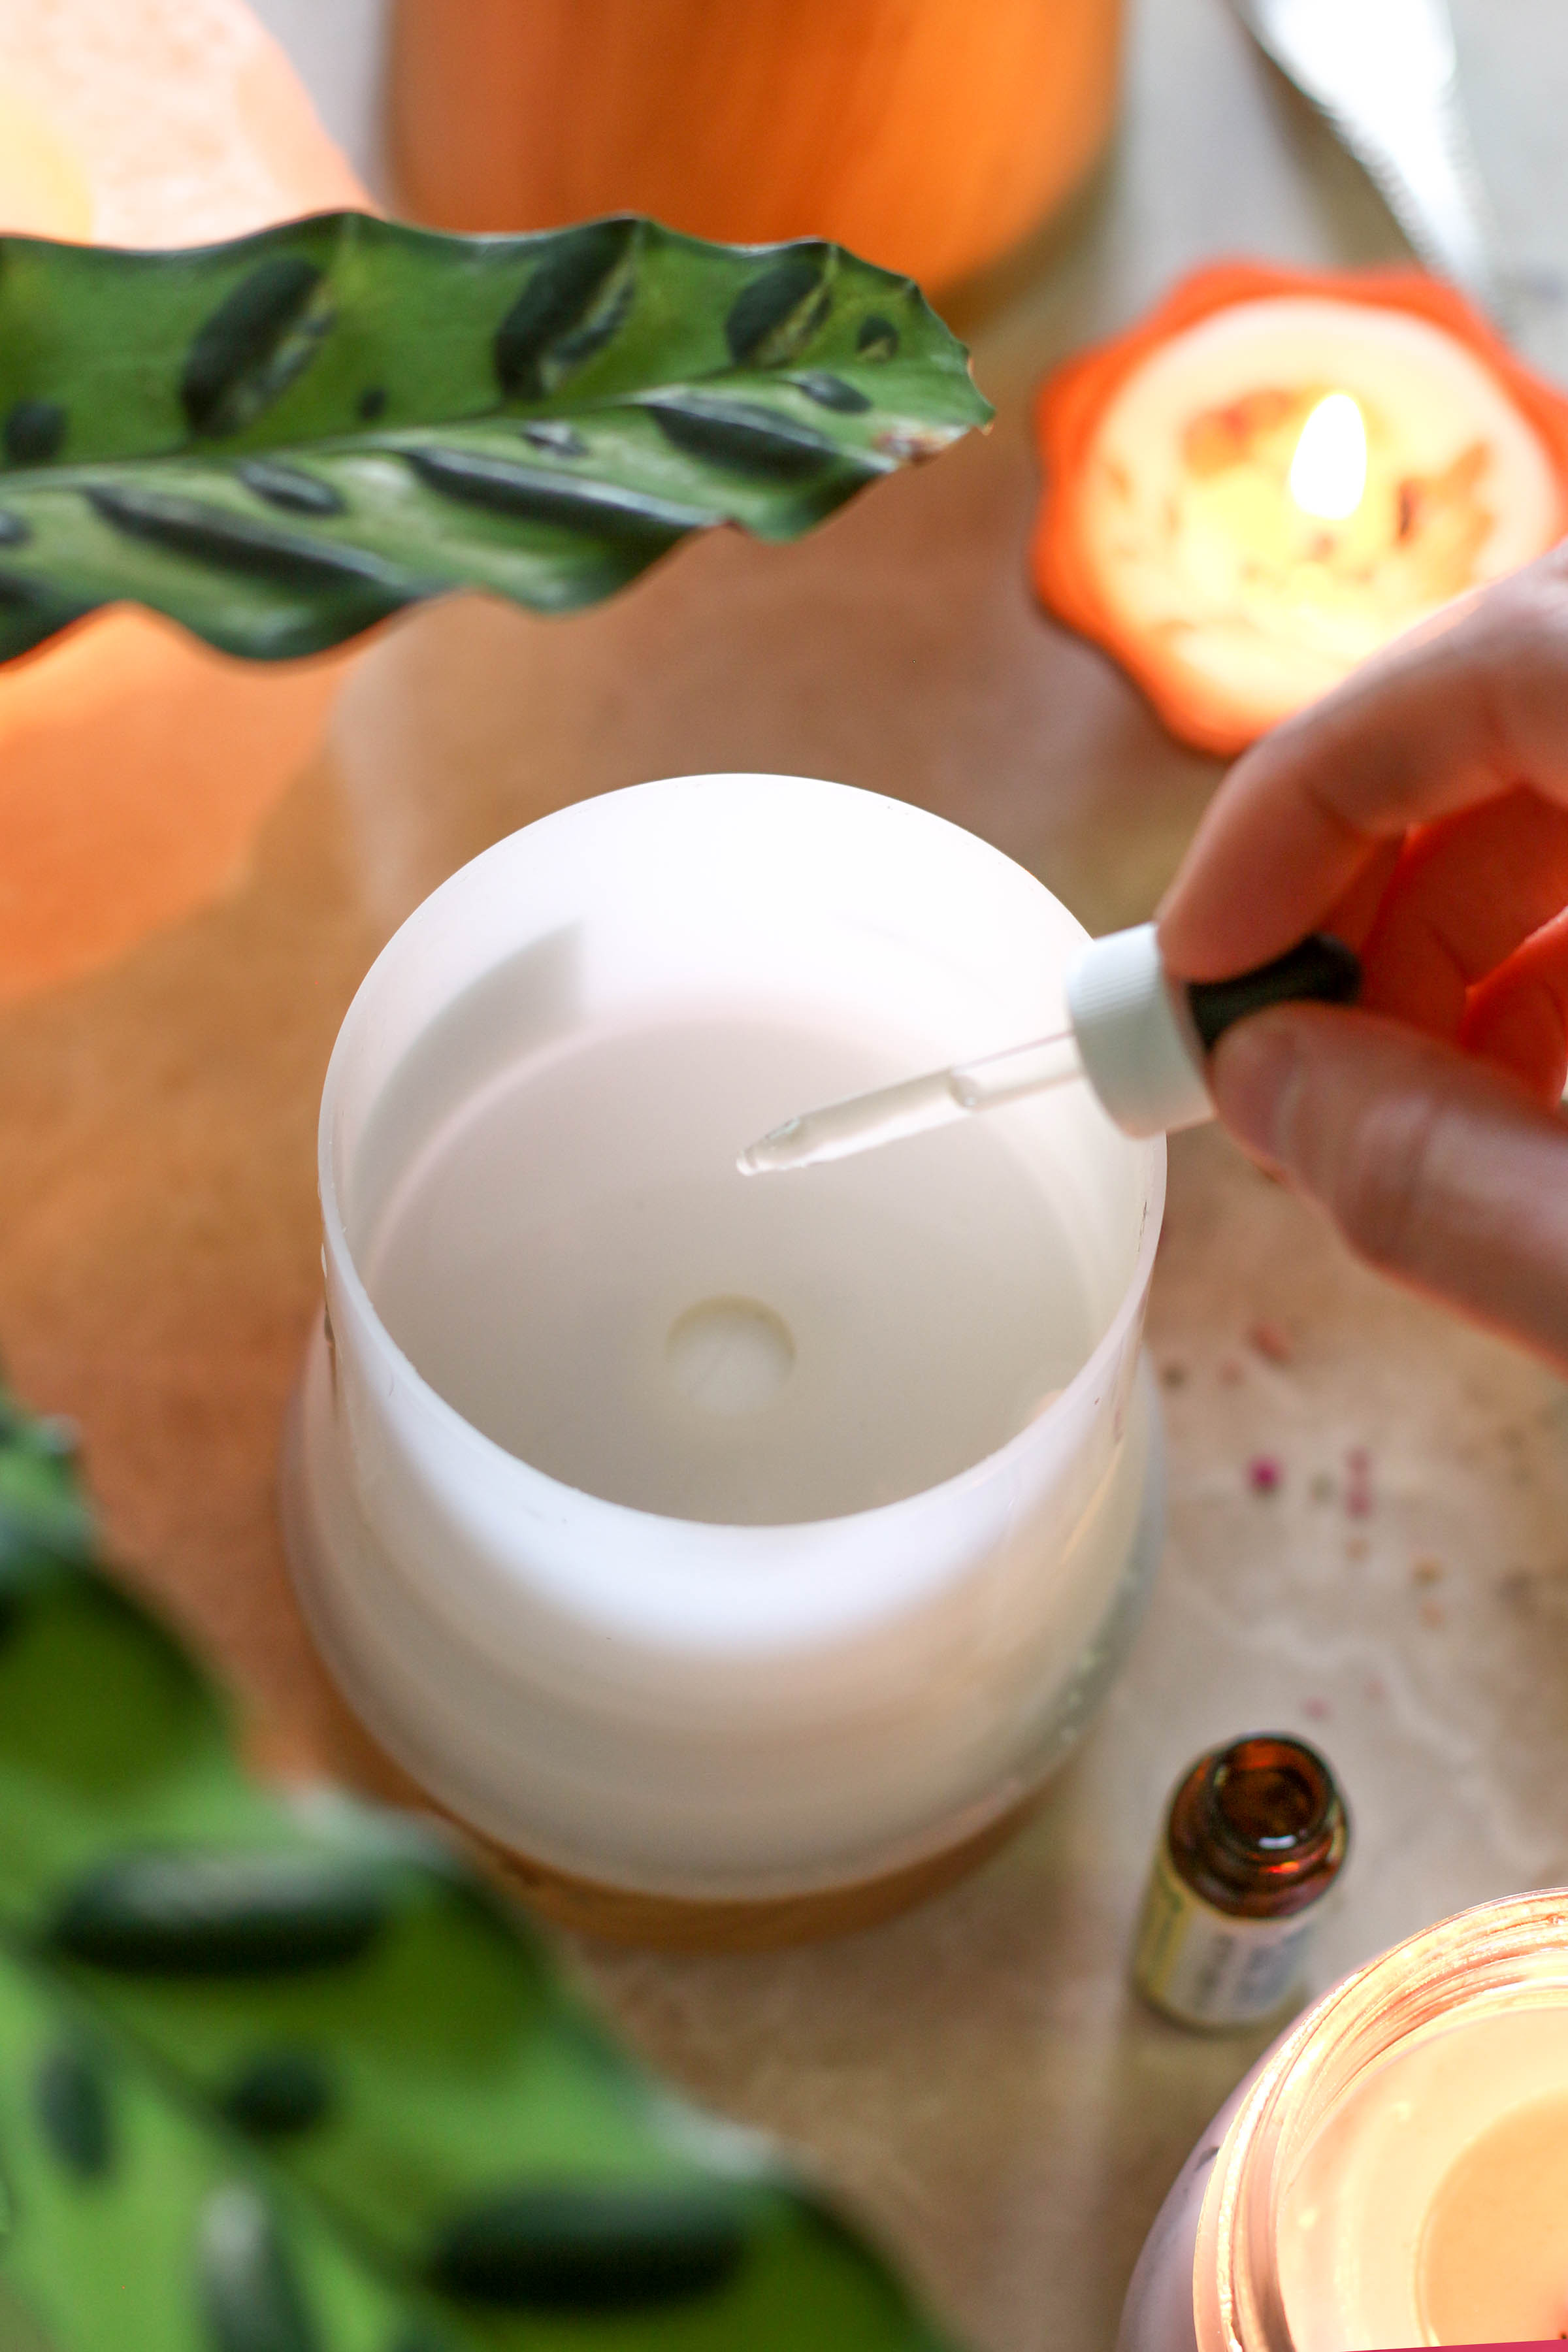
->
[[427, 2183, 749, 2311], [181, 255, 332, 438], [85, 487, 412, 601], [403, 448, 715, 541], [3, 402, 66, 466], [0, 210, 988, 661], [725, 250, 833, 368], [642, 395, 847, 479], [792, 372, 872, 414], [493, 217, 640, 400], [34, 2044, 112, 2178], [221, 2051, 335, 2140], [82, 486, 418, 653], [236, 461, 346, 517], [198, 2183, 321, 2352], [46, 1851, 392, 1974], [520, 420, 587, 457]]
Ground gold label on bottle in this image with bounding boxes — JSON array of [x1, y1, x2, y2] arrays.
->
[[1132, 1845, 1318, 2029]]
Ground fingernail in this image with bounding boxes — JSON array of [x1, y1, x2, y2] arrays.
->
[[1211, 1017, 1303, 1162]]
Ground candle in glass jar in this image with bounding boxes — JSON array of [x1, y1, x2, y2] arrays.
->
[[1034, 263, 1568, 755], [1119, 1893, 1568, 2352], [1278, 2000, 1568, 2345]]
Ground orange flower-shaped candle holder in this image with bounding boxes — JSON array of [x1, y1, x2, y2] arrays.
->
[[1032, 261, 1568, 755]]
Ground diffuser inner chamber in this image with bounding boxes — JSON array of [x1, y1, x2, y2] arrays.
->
[[363, 1006, 1096, 1524]]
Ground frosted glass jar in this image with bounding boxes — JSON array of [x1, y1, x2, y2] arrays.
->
[[1119, 1890, 1568, 2352], [282, 774, 1164, 1939]]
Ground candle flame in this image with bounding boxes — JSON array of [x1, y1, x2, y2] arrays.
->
[[1288, 393, 1367, 522]]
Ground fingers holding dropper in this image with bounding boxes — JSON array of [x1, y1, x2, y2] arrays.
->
[[1158, 547, 1568, 985], [1355, 788, 1568, 1039], [1211, 1003, 1568, 1373], [1158, 548, 1568, 1367], [1460, 902, 1568, 1102]]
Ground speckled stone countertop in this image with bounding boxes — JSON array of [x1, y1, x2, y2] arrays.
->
[[5, 1, 1568, 2343]]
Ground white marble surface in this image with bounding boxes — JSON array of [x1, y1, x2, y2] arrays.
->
[[77, 3, 1568, 2345]]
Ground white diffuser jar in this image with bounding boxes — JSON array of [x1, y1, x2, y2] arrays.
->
[[282, 774, 1165, 1938], [1119, 1890, 1568, 2352]]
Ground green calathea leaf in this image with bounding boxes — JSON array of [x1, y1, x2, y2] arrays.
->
[[0, 212, 991, 664], [0, 1390, 954, 2352]]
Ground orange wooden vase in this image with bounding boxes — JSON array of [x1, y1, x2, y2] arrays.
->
[[391, 0, 1123, 293]]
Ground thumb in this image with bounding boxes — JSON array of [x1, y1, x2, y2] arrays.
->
[[1209, 1004, 1568, 1370]]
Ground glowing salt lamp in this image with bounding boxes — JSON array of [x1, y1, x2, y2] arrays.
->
[[1032, 262, 1568, 756], [0, 0, 366, 1002]]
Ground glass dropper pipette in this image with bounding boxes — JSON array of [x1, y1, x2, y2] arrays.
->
[[740, 1024, 1085, 1174], [740, 926, 1360, 1176]]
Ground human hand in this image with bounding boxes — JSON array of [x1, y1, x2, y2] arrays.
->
[[1157, 546, 1568, 1369]]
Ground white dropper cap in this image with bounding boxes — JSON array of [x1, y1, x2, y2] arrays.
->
[[1066, 923, 1212, 1139], [1066, 922, 1364, 1139]]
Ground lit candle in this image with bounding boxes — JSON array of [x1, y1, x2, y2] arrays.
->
[[1034, 263, 1568, 755], [1277, 1997, 1568, 2344], [1119, 1889, 1568, 2352], [0, 0, 365, 1001]]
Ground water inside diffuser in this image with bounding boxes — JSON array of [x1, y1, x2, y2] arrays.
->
[[364, 1011, 1096, 1523]]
